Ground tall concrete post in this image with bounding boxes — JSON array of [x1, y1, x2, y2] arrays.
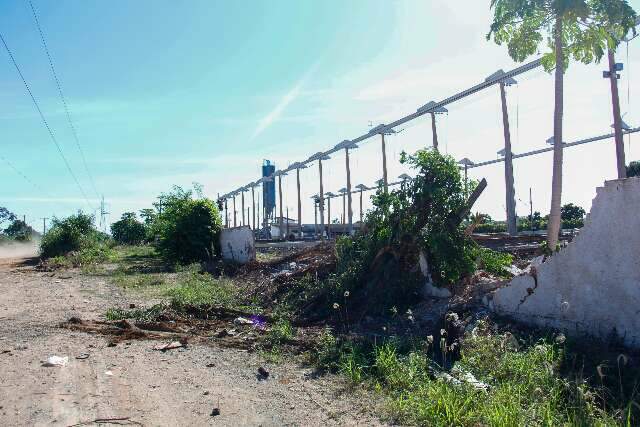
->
[[318, 160, 325, 241], [607, 49, 626, 179], [224, 199, 228, 228], [313, 197, 318, 239], [241, 190, 245, 226], [251, 186, 256, 230], [278, 173, 284, 240], [342, 192, 346, 225], [296, 167, 302, 239], [345, 148, 354, 234], [232, 194, 237, 227], [430, 112, 439, 151], [360, 189, 363, 223], [381, 134, 388, 193], [327, 196, 331, 239], [499, 81, 518, 236]]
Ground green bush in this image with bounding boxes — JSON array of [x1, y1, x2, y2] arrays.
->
[[151, 186, 222, 265], [40, 212, 97, 258], [3, 219, 35, 241], [110, 212, 146, 245], [627, 160, 640, 177], [335, 150, 476, 293], [40, 212, 115, 267]]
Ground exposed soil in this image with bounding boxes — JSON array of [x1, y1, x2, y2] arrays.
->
[[0, 256, 383, 426]]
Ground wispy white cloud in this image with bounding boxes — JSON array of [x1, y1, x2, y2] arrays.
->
[[251, 64, 318, 140]]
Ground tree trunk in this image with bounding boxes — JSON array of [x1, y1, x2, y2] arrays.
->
[[430, 112, 439, 151], [500, 82, 518, 236], [608, 49, 626, 179], [547, 16, 565, 249]]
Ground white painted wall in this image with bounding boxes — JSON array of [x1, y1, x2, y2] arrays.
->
[[486, 177, 640, 347], [220, 226, 255, 264]]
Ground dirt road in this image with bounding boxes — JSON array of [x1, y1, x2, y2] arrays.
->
[[0, 258, 381, 426]]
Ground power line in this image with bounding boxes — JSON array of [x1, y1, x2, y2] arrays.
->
[[0, 154, 45, 193], [0, 31, 93, 211], [28, 0, 100, 199]]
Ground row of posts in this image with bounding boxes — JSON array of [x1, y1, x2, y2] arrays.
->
[[221, 56, 628, 239]]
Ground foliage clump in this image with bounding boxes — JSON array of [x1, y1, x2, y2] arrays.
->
[[110, 212, 147, 245], [40, 212, 114, 265], [150, 186, 222, 265], [335, 150, 476, 297]]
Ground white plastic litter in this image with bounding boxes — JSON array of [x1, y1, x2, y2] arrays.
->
[[42, 356, 68, 367]]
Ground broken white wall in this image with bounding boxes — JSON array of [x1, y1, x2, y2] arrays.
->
[[486, 178, 640, 347], [220, 226, 255, 264]]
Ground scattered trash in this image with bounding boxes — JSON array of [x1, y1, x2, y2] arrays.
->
[[234, 317, 253, 325], [206, 363, 216, 368], [104, 370, 114, 376], [203, 391, 210, 395], [75, 353, 90, 360], [257, 366, 270, 380], [153, 341, 183, 351], [42, 356, 68, 367]]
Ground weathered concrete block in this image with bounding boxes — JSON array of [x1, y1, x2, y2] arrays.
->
[[487, 178, 640, 347], [220, 226, 255, 264]]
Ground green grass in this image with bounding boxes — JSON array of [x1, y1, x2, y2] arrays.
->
[[313, 325, 640, 426], [165, 270, 237, 310], [105, 304, 166, 321], [111, 272, 167, 289]]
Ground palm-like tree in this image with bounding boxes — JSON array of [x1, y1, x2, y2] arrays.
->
[[488, 0, 636, 249]]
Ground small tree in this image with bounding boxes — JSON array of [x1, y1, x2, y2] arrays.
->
[[488, 0, 636, 249], [627, 160, 640, 177], [4, 219, 35, 241], [0, 207, 16, 228], [110, 212, 146, 245], [40, 212, 97, 258], [152, 186, 222, 265], [561, 203, 586, 221]]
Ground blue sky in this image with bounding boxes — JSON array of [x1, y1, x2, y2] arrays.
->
[[2, 0, 640, 231]]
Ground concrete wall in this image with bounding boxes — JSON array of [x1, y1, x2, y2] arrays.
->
[[486, 178, 640, 347], [220, 226, 255, 264]]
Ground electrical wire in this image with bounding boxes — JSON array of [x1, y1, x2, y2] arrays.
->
[[0, 32, 93, 211], [28, 0, 100, 200], [0, 154, 45, 193]]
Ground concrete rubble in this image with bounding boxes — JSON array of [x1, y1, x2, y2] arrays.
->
[[485, 178, 640, 348]]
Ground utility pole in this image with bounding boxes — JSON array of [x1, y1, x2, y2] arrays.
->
[[499, 80, 518, 236], [417, 101, 447, 151], [355, 184, 367, 224], [41, 217, 48, 234], [326, 194, 333, 239], [606, 49, 627, 179], [312, 196, 318, 239], [286, 206, 290, 239]]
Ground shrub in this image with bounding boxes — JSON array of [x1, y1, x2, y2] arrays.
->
[[40, 212, 114, 266], [335, 150, 476, 293], [40, 212, 96, 258], [151, 186, 222, 265], [3, 219, 35, 241], [110, 212, 146, 245], [627, 160, 640, 177]]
